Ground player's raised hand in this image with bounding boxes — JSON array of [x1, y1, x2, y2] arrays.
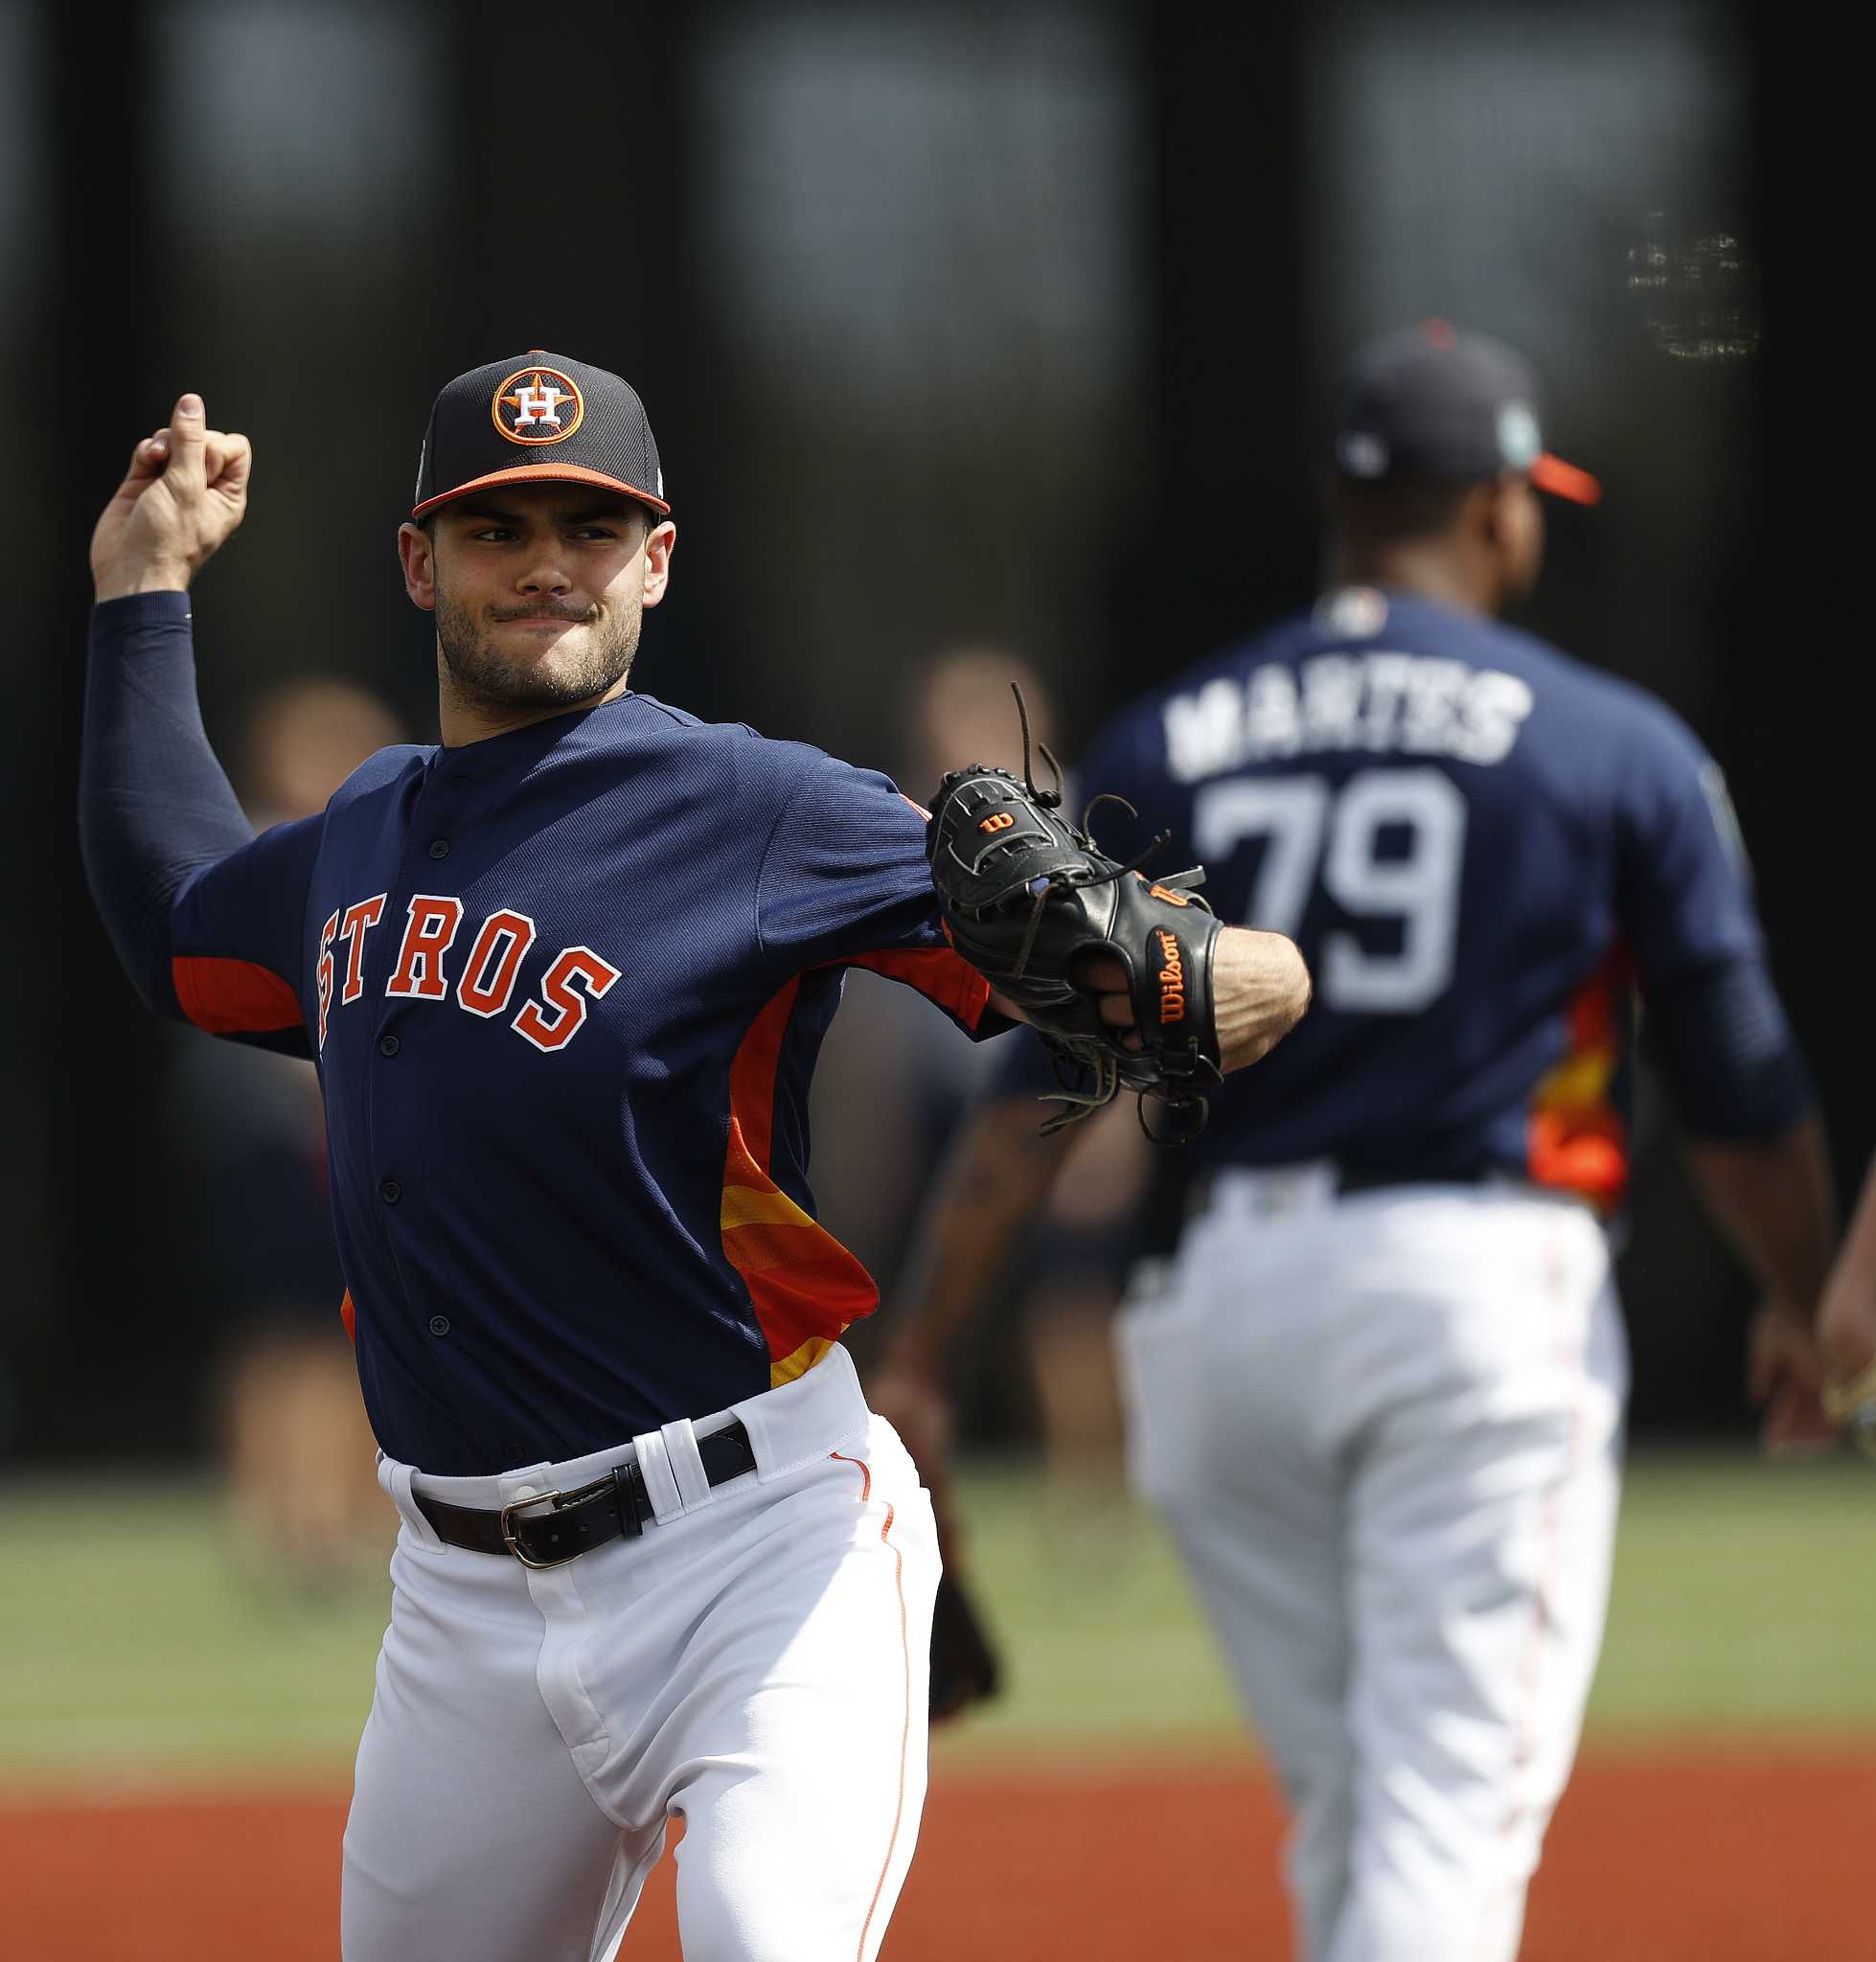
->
[[91, 393, 254, 601]]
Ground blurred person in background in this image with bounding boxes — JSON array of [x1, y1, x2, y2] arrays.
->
[[172, 679, 403, 1591], [875, 325, 1836, 1962], [814, 648, 1149, 1507], [812, 648, 1053, 1289]]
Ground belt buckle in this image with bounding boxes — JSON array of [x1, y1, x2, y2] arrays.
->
[[498, 1487, 578, 1571]]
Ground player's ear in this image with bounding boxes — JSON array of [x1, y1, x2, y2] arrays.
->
[[399, 520, 437, 613], [1476, 474, 1543, 605], [641, 517, 675, 609], [1501, 474, 1545, 599], [1467, 475, 1511, 547]]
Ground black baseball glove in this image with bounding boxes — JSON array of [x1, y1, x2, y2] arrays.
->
[[926, 697, 1224, 1142], [929, 1570, 1002, 1722]]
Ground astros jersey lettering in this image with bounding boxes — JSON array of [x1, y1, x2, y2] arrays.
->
[[110, 593, 991, 1474], [1058, 585, 1802, 1193]]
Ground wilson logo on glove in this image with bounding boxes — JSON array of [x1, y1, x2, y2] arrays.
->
[[1156, 929, 1186, 1022]]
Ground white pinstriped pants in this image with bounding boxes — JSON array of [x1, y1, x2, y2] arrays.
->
[[343, 1345, 937, 1962], [1119, 1175, 1627, 1962]]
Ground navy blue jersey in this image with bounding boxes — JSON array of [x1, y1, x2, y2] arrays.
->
[[1069, 587, 1803, 1198], [92, 596, 994, 1472]]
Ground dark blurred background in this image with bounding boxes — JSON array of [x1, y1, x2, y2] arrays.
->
[[0, 0, 1853, 1466]]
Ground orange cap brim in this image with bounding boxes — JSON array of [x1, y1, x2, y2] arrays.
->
[[412, 462, 670, 521], [1529, 452, 1601, 506]]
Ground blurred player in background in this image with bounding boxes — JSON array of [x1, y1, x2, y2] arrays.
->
[[812, 648, 1057, 1291], [172, 680, 403, 1588], [875, 325, 1836, 1961], [818, 649, 1148, 1503]]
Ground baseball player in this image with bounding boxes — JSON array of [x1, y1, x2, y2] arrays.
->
[[874, 326, 1836, 1962], [80, 354, 1310, 1962]]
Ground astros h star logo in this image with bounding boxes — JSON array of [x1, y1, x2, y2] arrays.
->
[[492, 365, 586, 446]]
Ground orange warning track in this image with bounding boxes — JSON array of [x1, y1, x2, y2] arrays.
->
[[6, 1748, 1871, 1960]]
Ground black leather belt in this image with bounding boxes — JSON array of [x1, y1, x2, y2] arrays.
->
[[415, 1419, 757, 1571], [1335, 1163, 1494, 1197], [1195, 1164, 1498, 1217]]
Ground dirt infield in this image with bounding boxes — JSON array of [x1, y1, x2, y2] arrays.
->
[[7, 1747, 1871, 1960]]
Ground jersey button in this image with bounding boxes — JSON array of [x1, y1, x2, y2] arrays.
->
[[427, 839, 450, 859], [377, 1035, 400, 1057], [427, 1315, 450, 1337], [379, 1178, 401, 1205]]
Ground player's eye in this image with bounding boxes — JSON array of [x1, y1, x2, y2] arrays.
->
[[469, 527, 517, 543], [570, 526, 619, 541]]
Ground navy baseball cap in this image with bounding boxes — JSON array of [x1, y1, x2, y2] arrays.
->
[[412, 350, 669, 520], [1332, 322, 1600, 506]]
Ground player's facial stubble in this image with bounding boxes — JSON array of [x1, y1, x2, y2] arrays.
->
[[432, 578, 645, 712]]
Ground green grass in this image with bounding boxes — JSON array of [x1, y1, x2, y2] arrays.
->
[[3, 1452, 1872, 1792], [0, 1482, 389, 1787], [937, 1451, 1876, 1761], [1591, 1454, 1876, 1733]]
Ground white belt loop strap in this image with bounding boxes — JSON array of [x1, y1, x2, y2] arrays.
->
[[379, 1453, 446, 1551], [661, 1419, 712, 1512], [630, 1428, 685, 1524]]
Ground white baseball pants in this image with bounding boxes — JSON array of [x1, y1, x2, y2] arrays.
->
[[341, 1344, 937, 1962], [1118, 1174, 1627, 1962]]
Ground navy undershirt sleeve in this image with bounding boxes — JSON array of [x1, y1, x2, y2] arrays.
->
[[80, 593, 258, 1017], [83, 590, 324, 1063]]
